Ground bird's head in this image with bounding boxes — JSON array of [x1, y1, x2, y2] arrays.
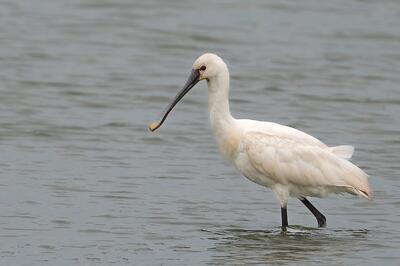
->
[[148, 53, 226, 132], [192, 53, 226, 81]]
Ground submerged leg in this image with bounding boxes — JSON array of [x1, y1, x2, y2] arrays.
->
[[299, 197, 326, 227], [281, 206, 288, 231]]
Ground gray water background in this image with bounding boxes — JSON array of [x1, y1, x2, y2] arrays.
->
[[0, 0, 400, 265]]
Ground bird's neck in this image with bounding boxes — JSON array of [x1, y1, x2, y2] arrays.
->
[[207, 71, 240, 159], [207, 72, 234, 131]]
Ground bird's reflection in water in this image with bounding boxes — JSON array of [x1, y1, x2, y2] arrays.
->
[[204, 226, 368, 265]]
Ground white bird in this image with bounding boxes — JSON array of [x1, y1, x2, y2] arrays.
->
[[149, 53, 371, 230]]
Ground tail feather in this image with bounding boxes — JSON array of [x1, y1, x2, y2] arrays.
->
[[335, 156, 372, 200], [329, 145, 354, 159], [336, 185, 372, 200], [354, 188, 372, 200]]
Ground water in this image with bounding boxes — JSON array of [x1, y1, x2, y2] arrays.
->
[[0, 0, 399, 265]]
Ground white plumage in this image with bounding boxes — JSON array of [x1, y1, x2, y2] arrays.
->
[[149, 53, 371, 229], [238, 121, 369, 202]]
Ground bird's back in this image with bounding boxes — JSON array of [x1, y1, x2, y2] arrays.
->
[[238, 119, 327, 147]]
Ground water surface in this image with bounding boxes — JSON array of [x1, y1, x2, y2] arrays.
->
[[0, 0, 399, 265]]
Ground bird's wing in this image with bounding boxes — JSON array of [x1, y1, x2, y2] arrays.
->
[[245, 120, 355, 159], [239, 120, 328, 148], [241, 131, 370, 198]]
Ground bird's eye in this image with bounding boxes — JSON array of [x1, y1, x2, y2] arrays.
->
[[200, 65, 206, 71]]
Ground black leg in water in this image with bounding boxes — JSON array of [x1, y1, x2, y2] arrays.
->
[[281, 206, 288, 231], [299, 197, 326, 227]]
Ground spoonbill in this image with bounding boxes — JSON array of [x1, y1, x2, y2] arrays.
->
[[148, 53, 371, 230]]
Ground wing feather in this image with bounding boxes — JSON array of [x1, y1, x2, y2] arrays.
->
[[242, 131, 370, 198]]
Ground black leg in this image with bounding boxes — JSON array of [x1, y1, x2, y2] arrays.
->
[[281, 206, 288, 231], [299, 197, 326, 227]]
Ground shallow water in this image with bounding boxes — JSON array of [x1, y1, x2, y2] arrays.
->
[[0, 0, 400, 265]]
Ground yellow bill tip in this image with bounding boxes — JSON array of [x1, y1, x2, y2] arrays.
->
[[148, 122, 158, 132]]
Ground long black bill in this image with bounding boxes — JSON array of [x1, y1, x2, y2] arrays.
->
[[148, 69, 200, 132]]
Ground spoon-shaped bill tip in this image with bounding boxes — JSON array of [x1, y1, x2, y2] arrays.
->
[[148, 121, 159, 132]]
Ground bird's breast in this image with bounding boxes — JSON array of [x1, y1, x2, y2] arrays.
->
[[217, 132, 241, 160]]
